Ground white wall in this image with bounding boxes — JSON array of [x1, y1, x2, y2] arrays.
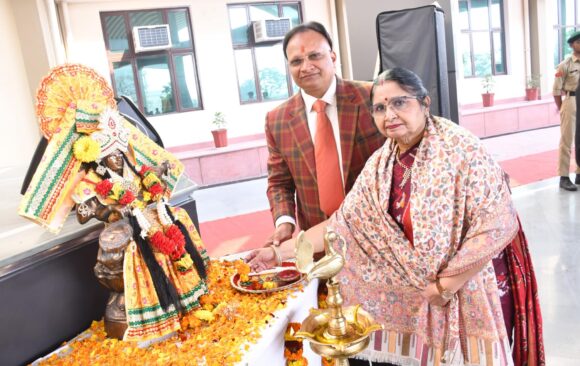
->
[[10, 0, 52, 104], [0, 0, 40, 169], [60, 0, 333, 148]]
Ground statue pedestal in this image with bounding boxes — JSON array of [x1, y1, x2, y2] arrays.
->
[[104, 292, 127, 339], [95, 221, 132, 339]]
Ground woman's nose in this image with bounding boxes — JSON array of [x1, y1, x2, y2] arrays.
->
[[385, 107, 397, 121]]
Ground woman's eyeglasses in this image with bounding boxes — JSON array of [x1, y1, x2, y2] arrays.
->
[[371, 96, 421, 117]]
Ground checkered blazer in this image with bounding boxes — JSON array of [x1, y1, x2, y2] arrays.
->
[[265, 77, 386, 230]]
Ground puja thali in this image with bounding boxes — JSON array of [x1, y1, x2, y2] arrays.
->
[[231, 262, 304, 294]]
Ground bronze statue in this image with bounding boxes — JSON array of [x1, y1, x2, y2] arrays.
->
[[20, 65, 209, 343], [94, 220, 132, 339]]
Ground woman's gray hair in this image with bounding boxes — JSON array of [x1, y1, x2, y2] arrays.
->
[[371, 67, 429, 106]]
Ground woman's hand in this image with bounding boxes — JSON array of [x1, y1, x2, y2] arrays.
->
[[245, 247, 277, 273], [421, 282, 450, 307]]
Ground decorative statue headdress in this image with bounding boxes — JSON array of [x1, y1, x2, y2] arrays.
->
[[19, 64, 184, 233], [20, 64, 209, 339]]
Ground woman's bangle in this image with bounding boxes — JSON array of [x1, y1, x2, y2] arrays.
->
[[270, 245, 282, 266], [435, 278, 454, 302]]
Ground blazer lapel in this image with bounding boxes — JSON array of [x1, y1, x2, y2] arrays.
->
[[336, 78, 359, 181], [287, 96, 316, 179]]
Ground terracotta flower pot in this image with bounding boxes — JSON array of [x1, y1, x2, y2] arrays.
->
[[482, 93, 494, 107], [525, 88, 539, 101], [211, 129, 228, 148]]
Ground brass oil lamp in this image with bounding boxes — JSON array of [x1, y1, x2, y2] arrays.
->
[[294, 231, 382, 366]]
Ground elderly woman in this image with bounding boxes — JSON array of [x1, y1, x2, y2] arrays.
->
[[247, 68, 544, 365]]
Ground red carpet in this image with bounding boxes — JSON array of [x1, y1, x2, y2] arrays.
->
[[200, 210, 274, 257], [202, 149, 574, 257], [500, 149, 560, 187]]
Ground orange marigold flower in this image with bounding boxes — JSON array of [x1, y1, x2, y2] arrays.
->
[[34, 260, 299, 366]]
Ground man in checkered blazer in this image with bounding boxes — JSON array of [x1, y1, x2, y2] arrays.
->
[[264, 21, 385, 247]]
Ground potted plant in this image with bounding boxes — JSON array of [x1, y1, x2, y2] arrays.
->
[[211, 112, 228, 148], [161, 84, 174, 113], [525, 74, 541, 101], [481, 74, 495, 107]]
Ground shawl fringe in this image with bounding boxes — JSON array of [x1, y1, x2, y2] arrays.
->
[[356, 332, 513, 366]]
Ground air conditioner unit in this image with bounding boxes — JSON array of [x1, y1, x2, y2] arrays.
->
[[132, 25, 172, 53], [253, 18, 292, 43]]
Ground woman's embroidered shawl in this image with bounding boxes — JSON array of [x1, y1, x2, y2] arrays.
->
[[330, 117, 518, 365]]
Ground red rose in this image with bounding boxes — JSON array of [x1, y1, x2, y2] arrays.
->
[[165, 224, 181, 238], [95, 179, 113, 196], [170, 247, 185, 261], [139, 165, 152, 175], [149, 183, 164, 196], [150, 231, 174, 254], [118, 190, 135, 205]]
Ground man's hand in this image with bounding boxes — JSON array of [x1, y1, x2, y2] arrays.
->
[[554, 95, 563, 111], [264, 222, 294, 247]]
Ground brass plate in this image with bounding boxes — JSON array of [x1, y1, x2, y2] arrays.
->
[[230, 266, 304, 294]]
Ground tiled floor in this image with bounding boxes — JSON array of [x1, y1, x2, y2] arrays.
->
[[512, 178, 580, 365], [193, 125, 580, 363]]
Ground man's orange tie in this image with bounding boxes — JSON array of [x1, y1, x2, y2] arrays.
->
[[313, 100, 344, 216]]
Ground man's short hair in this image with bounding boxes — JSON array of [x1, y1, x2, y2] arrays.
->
[[282, 21, 333, 59]]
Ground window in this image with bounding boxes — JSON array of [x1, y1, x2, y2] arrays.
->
[[554, 0, 580, 65], [101, 8, 202, 116], [459, 0, 507, 78], [228, 2, 302, 104]]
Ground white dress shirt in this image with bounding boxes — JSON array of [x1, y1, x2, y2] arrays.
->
[[275, 77, 344, 229]]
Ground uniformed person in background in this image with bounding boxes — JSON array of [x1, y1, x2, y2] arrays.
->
[[553, 30, 580, 191], [576, 64, 580, 173]]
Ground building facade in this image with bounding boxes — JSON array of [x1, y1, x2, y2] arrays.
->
[[1, 0, 578, 184]]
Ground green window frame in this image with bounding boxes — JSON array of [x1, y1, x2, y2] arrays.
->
[[553, 0, 580, 65], [459, 0, 507, 78], [227, 2, 302, 104], [100, 8, 203, 116]]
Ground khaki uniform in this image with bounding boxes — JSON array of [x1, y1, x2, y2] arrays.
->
[[553, 54, 580, 176]]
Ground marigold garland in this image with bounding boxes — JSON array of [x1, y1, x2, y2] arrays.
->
[[174, 253, 194, 273], [139, 165, 153, 175], [73, 136, 101, 162], [284, 322, 308, 366], [149, 182, 164, 196], [117, 190, 135, 205], [94, 179, 135, 206], [95, 179, 113, 196], [35, 260, 304, 366], [150, 224, 186, 260], [139, 164, 165, 198]]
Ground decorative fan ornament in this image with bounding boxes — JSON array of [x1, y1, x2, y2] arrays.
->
[[35, 64, 116, 139]]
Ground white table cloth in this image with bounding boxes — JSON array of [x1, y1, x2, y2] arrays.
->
[[219, 251, 321, 366]]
